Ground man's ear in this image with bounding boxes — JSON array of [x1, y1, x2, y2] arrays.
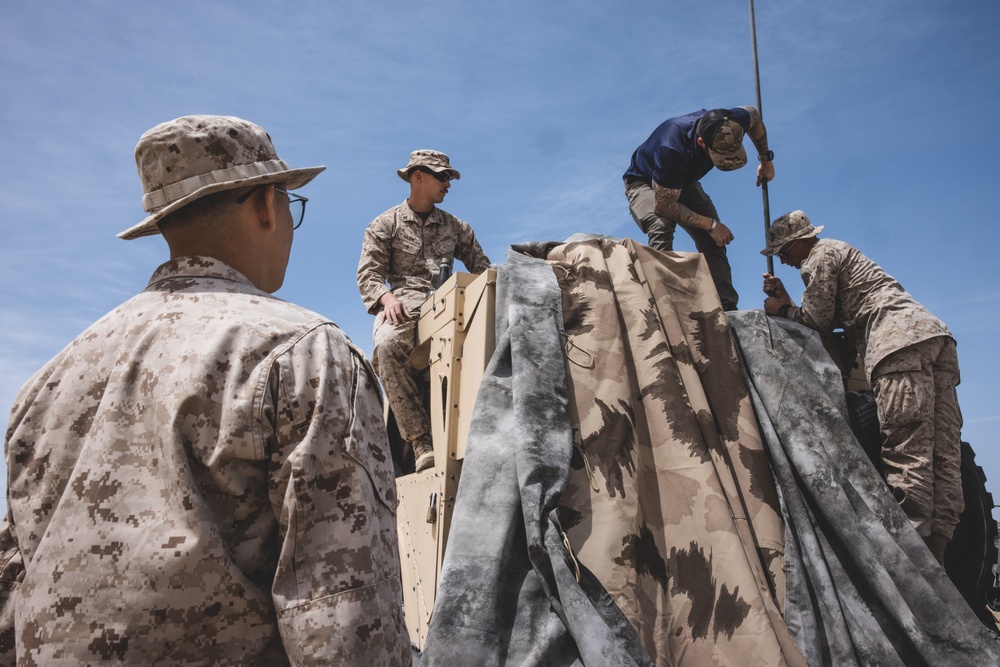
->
[[253, 185, 279, 232]]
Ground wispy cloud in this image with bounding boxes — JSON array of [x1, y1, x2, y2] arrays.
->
[[967, 415, 1000, 425], [2, 0, 1000, 501]]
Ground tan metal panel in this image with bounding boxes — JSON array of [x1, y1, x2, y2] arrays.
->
[[395, 270, 496, 650]]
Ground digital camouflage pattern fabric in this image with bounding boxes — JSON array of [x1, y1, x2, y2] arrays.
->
[[358, 199, 490, 444], [119, 115, 324, 240], [396, 149, 460, 182], [357, 199, 490, 315], [783, 237, 963, 540], [730, 310, 999, 666], [371, 315, 428, 443], [758, 209, 822, 256], [0, 257, 409, 666], [872, 336, 964, 539], [785, 238, 951, 382]]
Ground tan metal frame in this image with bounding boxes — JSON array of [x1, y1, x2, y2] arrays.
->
[[394, 270, 497, 649]]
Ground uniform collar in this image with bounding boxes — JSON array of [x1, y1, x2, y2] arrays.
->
[[400, 199, 440, 225], [147, 255, 256, 289]]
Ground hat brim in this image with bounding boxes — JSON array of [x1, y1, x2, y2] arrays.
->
[[118, 165, 325, 240], [396, 166, 461, 182], [708, 144, 748, 171], [760, 225, 824, 255]]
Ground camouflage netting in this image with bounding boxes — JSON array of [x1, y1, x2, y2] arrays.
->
[[420, 237, 1000, 666]]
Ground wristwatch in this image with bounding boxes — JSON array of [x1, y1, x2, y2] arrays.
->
[[758, 150, 774, 162], [778, 304, 791, 318], [709, 218, 718, 231]]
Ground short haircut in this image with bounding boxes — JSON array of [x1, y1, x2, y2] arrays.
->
[[697, 109, 732, 145], [157, 188, 243, 233]]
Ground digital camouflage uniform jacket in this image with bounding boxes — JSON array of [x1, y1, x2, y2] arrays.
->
[[357, 200, 491, 313], [0, 257, 409, 666], [786, 238, 951, 380]]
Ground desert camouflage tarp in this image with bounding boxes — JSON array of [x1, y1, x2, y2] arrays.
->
[[728, 310, 1000, 666], [420, 246, 650, 667], [421, 236, 999, 666], [550, 238, 803, 665], [422, 237, 806, 666]]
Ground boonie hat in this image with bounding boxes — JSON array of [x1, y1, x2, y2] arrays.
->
[[698, 110, 748, 171], [760, 210, 824, 255], [118, 115, 326, 240], [397, 149, 461, 182]]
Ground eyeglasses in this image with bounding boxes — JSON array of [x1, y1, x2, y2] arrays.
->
[[275, 188, 308, 229], [414, 167, 453, 183], [236, 185, 309, 229], [777, 240, 796, 259]]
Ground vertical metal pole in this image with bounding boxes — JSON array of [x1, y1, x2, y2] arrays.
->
[[749, 0, 774, 274]]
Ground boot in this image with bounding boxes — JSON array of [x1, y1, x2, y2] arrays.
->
[[412, 435, 435, 473], [924, 533, 949, 567]]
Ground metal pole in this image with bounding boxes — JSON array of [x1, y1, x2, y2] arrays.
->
[[749, 0, 774, 274]]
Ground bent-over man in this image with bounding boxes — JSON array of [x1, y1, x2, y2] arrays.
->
[[624, 106, 775, 310], [761, 210, 962, 565]]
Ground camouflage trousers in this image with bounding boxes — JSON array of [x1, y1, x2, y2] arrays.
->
[[624, 178, 739, 310], [371, 312, 428, 444], [872, 335, 964, 539]]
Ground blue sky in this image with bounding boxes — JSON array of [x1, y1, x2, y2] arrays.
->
[[2, 1, 999, 509]]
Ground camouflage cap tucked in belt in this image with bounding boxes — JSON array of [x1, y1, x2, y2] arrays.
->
[[396, 149, 461, 182], [760, 210, 825, 255], [698, 110, 748, 172], [118, 115, 326, 240]]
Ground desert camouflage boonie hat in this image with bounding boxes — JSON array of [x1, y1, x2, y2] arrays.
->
[[760, 210, 824, 255], [118, 115, 326, 240], [698, 110, 748, 171], [396, 149, 461, 182]]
